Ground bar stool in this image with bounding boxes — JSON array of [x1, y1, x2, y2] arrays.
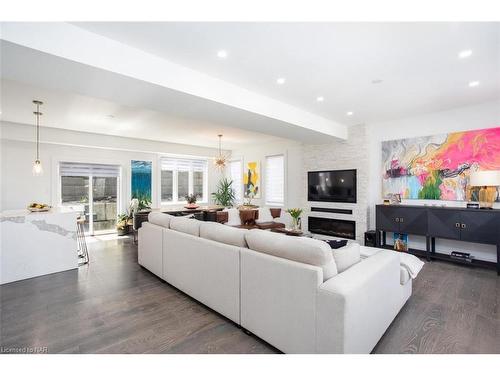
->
[[77, 216, 89, 265]]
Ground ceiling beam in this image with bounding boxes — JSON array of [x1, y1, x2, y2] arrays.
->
[[0, 22, 347, 140]]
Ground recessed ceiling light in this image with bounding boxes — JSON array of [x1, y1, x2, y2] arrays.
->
[[276, 77, 286, 85], [372, 79, 383, 84], [458, 49, 472, 59], [217, 50, 228, 59], [468, 81, 480, 87], [316, 96, 324, 102], [346, 111, 354, 116], [106, 114, 115, 119]]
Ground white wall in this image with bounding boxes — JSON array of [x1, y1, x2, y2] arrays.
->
[[230, 140, 303, 208], [366, 100, 500, 261], [0, 121, 223, 212]]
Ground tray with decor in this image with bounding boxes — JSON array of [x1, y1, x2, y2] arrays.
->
[[27, 203, 51, 212]]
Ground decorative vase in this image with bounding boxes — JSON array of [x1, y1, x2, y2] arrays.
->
[[478, 186, 496, 209], [291, 217, 301, 231]]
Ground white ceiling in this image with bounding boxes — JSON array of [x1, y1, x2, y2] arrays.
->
[[1, 22, 499, 149], [1, 39, 332, 148], [74, 22, 500, 124], [0, 79, 285, 149]]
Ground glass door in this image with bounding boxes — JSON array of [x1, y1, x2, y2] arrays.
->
[[91, 176, 118, 234], [61, 175, 90, 232], [60, 162, 120, 235]]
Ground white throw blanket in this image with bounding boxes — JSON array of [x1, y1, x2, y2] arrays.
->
[[359, 246, 424, 279], [398, 251, 425, 279]]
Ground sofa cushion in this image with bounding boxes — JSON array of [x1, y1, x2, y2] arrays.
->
[[331, 242, 361, 273], [255, 208, 274, 224], [169, 216, 201, 236], [200, 221, 248, 248], [223, 208, 241, 226], [148, 212, 174, 228], [245, 229, 337, 281]]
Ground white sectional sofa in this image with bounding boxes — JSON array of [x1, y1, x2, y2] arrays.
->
[[138, 213, 412, 354]]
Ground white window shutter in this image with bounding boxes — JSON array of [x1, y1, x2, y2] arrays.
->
[[160, 156, 208, 203], [265, 155, 284, 205], [60, 162, 120, 178]]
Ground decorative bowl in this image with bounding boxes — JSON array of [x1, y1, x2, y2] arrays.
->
[[184, 204, 199, 209], [27, 205, 51, 212]]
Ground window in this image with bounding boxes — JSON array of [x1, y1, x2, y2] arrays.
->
[[265, 155, 285, 206], [160, 170, 173, 201], [229, 160, 243, 203], [160, 156, 208, 203]]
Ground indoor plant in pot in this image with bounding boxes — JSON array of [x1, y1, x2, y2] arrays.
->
[[211, 178, 236, 207], [135, 195, 152, 212], [116, 212, 131, 236], [243, 191, 258, 208], [184, 194, 199, 209], [286, 208, 303, 231]]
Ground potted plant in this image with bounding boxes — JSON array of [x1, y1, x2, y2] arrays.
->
[[184, 194, 199, 209], [243, 191, 258, 208], [286, 208, 303, 231], [136, 196, 152, 212], [129, 197, 150, 233], [116, 213, 131, 236], [211, 178, 236, 207]]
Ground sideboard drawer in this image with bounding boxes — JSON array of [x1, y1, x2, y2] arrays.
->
[[427, 209, 461, 240], [460, 211, 500, 244]]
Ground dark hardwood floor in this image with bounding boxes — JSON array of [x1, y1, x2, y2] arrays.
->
[[1, 236, 498, 354]]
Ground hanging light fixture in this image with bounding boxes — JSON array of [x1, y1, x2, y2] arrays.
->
[[214, 134, 228, 170], [32, 100, 44, 176]]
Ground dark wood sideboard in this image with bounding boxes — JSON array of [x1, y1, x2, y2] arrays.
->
[[375, 204, 500, 275]]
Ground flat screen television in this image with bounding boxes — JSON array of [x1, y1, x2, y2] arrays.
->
[[308, 169, 357, 203]]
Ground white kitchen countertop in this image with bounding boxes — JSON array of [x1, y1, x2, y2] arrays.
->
[[0, 206, 79, 218]]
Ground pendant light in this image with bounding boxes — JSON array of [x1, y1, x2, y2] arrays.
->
[[32, 100, 44, 176], [214, 134, 228, 170]]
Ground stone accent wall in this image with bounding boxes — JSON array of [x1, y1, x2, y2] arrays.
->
[[301, 124, 369, 243]]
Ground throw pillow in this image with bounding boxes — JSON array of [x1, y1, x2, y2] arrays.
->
[[224, 208, 241, 226], [255, 207, 274, 223], [273, 211, 293, 228], [331, 242, 361, 273]]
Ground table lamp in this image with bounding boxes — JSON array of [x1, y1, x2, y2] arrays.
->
[[469, 170, 500, 209]]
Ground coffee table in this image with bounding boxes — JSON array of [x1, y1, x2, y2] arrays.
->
[[270, 227, 304, 236]]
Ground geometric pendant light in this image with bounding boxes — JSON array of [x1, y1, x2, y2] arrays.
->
[[213, 134, 228, 170], [32, 100, 44, 176]]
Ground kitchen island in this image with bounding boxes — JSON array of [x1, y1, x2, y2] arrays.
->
[[0, 207, 79, 285]]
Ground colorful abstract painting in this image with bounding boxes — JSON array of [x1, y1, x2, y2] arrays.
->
[[382, 127, 500, 201], [131, 160, 152, 202], [243, 161, 260, 198]]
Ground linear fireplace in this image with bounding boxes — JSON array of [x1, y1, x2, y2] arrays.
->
[[308, 216, 356, 240]]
